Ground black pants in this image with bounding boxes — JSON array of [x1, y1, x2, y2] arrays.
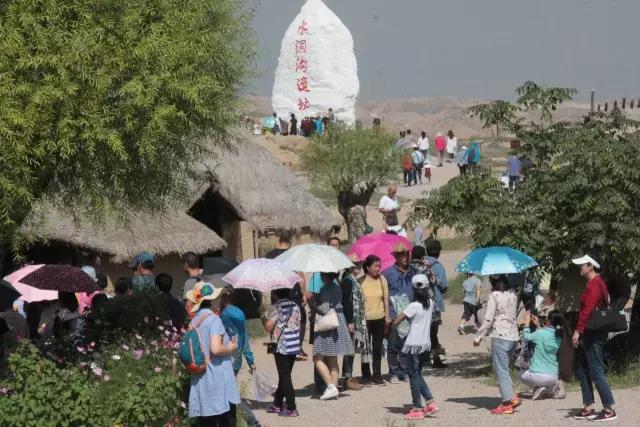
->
[[459, 165, 468, 175], [362, 318, 385, 378], [199, 404, 236, 427], [274, 354, 297, 410], [430, 321, 442, 362]]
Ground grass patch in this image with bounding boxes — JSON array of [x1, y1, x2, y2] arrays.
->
[[446, 274, 465, 304], [247, 318, 266, 340], [440, 235, 474, 251]]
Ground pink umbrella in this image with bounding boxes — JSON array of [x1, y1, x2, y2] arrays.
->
[[3, 264, 58, 302], [222, 258, 300, 292], [348, 232, 413, 271]]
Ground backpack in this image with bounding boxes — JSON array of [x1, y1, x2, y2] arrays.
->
[[179, 313, 213, 374]]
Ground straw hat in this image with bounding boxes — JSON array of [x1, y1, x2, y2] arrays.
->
[[391, 243, 409, 254], [185, 281, 224, 313]]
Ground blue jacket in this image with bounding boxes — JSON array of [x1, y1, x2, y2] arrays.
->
[[425, 256, 448, 312], [221, 305, 255, 373], [382, 265, 417, 318]]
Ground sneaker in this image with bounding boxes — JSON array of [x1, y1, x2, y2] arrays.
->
[[532, 387, 549, 401], [511, 396, 522, 409], [573, 408, 598, 420], [372, 375, 386, 386], [591, 409, 618, 422], [457, 326, 466, 335], [404, 408, 425, 421], [279, 409, 300, 417], [490, 404, 514, 415], [424, 402, 440, 416], [319, 385, 339, 401], [266, 404, 282, 414], [389, 375, 400, 384], [553, 380, 566, 399]]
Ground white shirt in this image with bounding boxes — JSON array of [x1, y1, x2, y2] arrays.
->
[[418, 136, 429, 151], [402, 301, 433, 354], [446, 137, 457, 154], [378, 195, 400, 212]]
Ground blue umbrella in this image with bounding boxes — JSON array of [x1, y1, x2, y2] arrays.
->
[[455, 246, 538, 276]]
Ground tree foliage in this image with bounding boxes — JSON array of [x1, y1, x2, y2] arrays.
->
[[413, 83, 640, 281], [0, 0, 254, 250], [516, 80, 577, 124], [301, 125, 400, 238], [467, 100, 517, 137]]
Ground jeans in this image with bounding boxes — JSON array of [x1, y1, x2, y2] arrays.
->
[[387, 326, 408, 378], [342, 332, 355, 378], [404, 353, 433, 408], [362, 318, 385, 378], [274, 354, 297, 410], [575, 331, 615, 408], [412, 164, 422, 184], [491, 338, 517, 402]]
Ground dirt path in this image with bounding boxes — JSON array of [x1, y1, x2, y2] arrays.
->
[[240, 305, 637, 426]]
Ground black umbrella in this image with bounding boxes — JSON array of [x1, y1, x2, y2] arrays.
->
[[20, 265, 101, 293], [0, 279, 20, 311]]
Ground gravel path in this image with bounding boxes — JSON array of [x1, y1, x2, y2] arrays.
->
[[239, 305, 637, 426]]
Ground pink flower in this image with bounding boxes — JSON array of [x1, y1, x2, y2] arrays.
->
[[89, 342, 96, 348], [76, 346, 87, 354], [103, 374, 110, 382], [158, 325, 165, 331], [164, 330, 171, 336], [0, 387, 9, 395], [151, 340, 158, 347], [154, 367, 162, 373], [133, 349, 144, 360], [121, 344, 130, 351], [92, 367, 103, 376], [144, 317, 149, 323]]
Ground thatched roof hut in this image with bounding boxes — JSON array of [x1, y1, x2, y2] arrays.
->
[[21, 203, 226, 263], [194, 135, 335, 234]]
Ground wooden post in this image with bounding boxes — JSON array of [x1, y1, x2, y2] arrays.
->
[[622, 97, 626, 109], [614, 100, 618, 109], [631, 99, 635, 109], [590, 90, 595, 113], [604, 102, 608, 112], [598, 104, 601, 112]]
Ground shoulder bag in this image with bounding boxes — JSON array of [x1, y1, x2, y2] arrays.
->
[[585, 280, 627, 333], [314, 288, 339, 333]]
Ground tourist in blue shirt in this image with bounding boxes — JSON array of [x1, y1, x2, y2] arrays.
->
[[425, 239, 448, 368], [220, 291, 256, 375], [185, 282, 240, 425], [382, 243, 417, 383]]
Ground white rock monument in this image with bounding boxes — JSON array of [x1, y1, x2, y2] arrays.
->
[[272, 0, 359, 125]]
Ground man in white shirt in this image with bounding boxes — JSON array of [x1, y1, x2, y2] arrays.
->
[[418, 131, 429, 160], [378, 184, 400, 226]]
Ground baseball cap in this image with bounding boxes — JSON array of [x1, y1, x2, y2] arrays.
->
[[572, 252, 601, 270], [411, 274, 429, 289], [128, 251, 155, 269]]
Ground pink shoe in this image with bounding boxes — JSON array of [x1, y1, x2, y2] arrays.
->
[[404, 408, 425, 420], [424, 402, 439, 416]]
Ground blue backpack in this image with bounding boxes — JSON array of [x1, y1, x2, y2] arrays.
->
[[179, 313, 212, 374]]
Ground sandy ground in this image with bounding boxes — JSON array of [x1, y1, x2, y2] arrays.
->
[[239, 305, 638, 427]]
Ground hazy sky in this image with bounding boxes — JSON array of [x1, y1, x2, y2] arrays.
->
[[250, 0, 640, 102]]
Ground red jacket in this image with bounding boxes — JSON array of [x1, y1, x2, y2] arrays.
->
[[576, 275, 609, 334]]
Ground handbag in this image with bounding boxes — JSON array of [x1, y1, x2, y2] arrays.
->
[[585, 281, 627, 333], [314, 308, 339, 333]]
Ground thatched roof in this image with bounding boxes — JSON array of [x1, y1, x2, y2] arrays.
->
[[196, 134, 335, 234], [21, 203, 226, 263]]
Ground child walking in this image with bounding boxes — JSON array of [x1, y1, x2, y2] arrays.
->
[[393, 274, 439, 421], [519, 310, 567, 400]]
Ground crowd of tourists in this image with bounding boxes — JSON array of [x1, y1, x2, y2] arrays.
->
[[252, 109, 336, 137], [1, 231, 628, 424]]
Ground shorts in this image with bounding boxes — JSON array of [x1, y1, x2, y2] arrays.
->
[[462, 302, 479, 321], [509, 175, 519, 185]]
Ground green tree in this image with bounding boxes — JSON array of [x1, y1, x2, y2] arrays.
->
[[412, 88, 640, 282], [301, 125, 400, 241], [0, 0, 254, 258], [467, 100, 518, 137], [516, 80, 577, 125]]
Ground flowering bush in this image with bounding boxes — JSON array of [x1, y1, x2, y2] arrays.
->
[[0, 319, 191, 427]]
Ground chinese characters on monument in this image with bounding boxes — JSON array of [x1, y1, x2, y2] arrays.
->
[[296, 20, 311, 112]]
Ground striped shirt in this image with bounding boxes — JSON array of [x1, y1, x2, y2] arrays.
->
[[270, 299, 301, 355]]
